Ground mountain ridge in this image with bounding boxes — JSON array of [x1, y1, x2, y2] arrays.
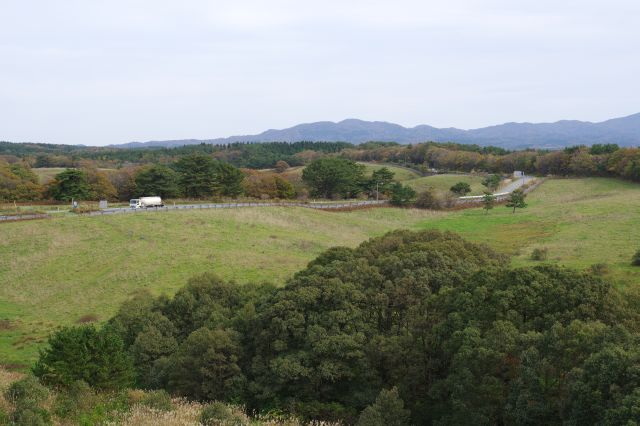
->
[[110, 112, 640, 149]]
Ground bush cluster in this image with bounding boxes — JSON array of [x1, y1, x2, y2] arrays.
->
[[531, 247, 549, 261]]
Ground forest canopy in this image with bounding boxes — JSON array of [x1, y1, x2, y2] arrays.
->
[[33, 230, 640, 424]]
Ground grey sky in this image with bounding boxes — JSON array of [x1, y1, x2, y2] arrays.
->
[[2, 0, 639, 146]]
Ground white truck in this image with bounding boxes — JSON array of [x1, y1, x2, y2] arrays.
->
[[129, 196, 164, 209]]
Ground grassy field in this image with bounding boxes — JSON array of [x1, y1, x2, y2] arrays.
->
[[32, 167, 67, 184], [421, 178, 640, 285], [32, 167, 116, 184], [0, 206, 440, 366], [1, 177, 639, 367], [407, 173, 486, 195], [264, 162, 422, 183], [358, 162, 422, 181]]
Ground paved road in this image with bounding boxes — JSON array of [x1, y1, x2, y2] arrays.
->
[[498, 175, 535, 195], [0, 200, 388, 222], [458, 175, 537, 201]]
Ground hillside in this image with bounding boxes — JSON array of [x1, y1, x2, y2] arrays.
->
[[1, 178, 640, 368], [114, 113, 640, 149]]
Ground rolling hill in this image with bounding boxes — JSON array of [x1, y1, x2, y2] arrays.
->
[[113, 113, 640, 149]]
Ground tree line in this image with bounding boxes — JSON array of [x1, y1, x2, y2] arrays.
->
[[1, 141, 353, 170], [5, 139, 639, 184], [342, 142, 640, 182], [0, 155, 416, 203], [29, 230, 640, 424]]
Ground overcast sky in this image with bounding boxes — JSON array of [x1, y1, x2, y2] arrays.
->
[[2, 1, 639, 146]]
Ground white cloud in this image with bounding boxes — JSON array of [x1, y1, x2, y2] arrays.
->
[[0, 0, 639, 144]]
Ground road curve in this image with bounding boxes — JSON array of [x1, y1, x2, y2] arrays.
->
[[458, 175, 537, 202], [498, 175, 535, 194]]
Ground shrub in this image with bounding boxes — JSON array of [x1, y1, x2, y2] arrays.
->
[[200, 401, 247, 425], [4, 376, 49, 406], [70, 205, 100, 214], [531, 247, 548, 261], [4, 376, 51, 426], [357, 388, 410, 426], [141, 390, 173, 411], [274, 160, 290, 173], [415, 189, 442, 209], [53, 380, 95, 420], [11, 407, 51, 426], [590, 263, 610, 276], [389, 182, 416, 206], [274, 176, 296, 199], [33, 325, 135, 390], [450, 181, 471, 196], [632, 249, 640, 266], [76, 314, 99, 324]]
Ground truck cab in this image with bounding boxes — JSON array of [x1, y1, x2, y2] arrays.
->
[[129, 199, 140, 209]]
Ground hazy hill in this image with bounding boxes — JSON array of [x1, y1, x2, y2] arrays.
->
[[112, 113, 640, 149]]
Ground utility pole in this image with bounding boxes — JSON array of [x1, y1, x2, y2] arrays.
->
[[376, 181, 379, 201]]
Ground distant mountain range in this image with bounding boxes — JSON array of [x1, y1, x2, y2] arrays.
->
[[113, 113, 640, 149]]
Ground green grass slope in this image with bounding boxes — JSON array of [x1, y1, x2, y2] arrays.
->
[[407, 173, 486, 195], [358, 162, 422, 181], [420, 178, 640, 286], [1, 177, 639, 367], [0, 206, 439, 366]]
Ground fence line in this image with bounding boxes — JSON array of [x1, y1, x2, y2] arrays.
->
[[0, 200, 388, 222], [87, 200, 388, 217], [0, 213, 50, 222]]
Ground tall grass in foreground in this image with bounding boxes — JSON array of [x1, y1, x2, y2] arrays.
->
[[0, 369, 340, 425]]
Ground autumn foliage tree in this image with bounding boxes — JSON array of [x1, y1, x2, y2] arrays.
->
[[0, 160, 42, 201]]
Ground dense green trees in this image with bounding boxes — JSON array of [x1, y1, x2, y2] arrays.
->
[[0, 141, 352, 170], [46, 169, 91, 201], [135, 165, 180, 198], [174, 154, 244, 198], [163, 327, 243, 401], [36, 229, 640, 424], [357, 388, 411, 426], [215, 162, 245, 197], [450, 181, 471, 196], [388, 182, 416, 206], [367, 167, 395, 196], [40, 156, 245, 201], [33, 325, 134, 390], [174, 154, 221, 198], [302, 157, 365, 199], [46, 168, 118, 201]]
